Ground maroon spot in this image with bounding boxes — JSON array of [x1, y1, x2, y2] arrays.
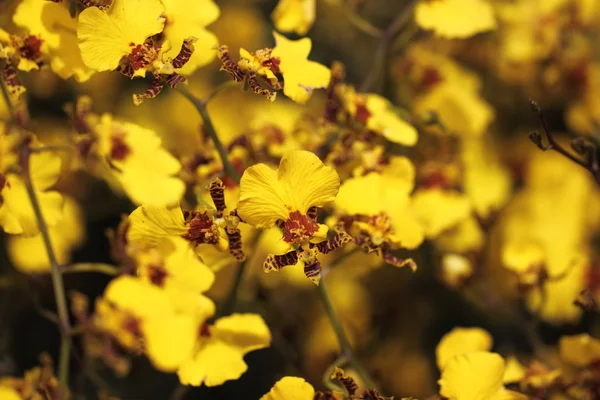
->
[[281, 210, 319, 244], [147, 264, 169, 287], [419, 66, 443, 90], [110, 135, 131, 161], [355, 102, 371, 124], [122, 316, 142, 337], [268, 57, 281, 75], [20, 35, 43, 61], [181, 210, 220, 245], [199, 323, 211, 337]]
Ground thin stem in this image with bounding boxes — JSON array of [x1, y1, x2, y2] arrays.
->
[[176, 87, 241, 184], [345, 7, 384, 39], [0, 70, 13, 118], [169, 383, 189, 400], [317, 277, 378, 390], [20, 141, 71, 396], [220, 259, 248, 316], [360, 0, 417, 92], [203, 80, 239, 104], [61, 263, 119, 276]]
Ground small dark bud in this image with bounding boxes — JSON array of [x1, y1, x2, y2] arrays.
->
[[574, 289, 596, 312], [529, 98, 541, 113], [529, 131, 543, 148], [571, 137, 587, 155]]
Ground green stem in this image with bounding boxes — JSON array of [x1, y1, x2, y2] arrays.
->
[[176, 87, 241, 184], [317, 277, 378, 390], [61, 263, 119, 276], [0, 71, 13, 118], [20, 142, 71, 397], [345, 8, 384, 39], [220, 259, 247, 316]]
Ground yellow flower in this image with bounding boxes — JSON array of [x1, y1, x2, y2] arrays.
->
[[434, 216, 484, 254], [94, 114, 185, 206], [13, 0, 93, 82], [77, 0, 165, 72], [271, 0, 316, 35], [0, 145, 63, 236], [261, 376, 315, 400], [238, 150, 346, 283], [559, 334, 600, 367], [8, 197, 85, 273], [415, 0, 496, 38], [339, 85, 418, 146], [177, 313, 271, 386], [0, 386, 20, 400], [95, 275, 208, 371], [161, 0, 220, 75], [272, 32, 331, 103], [0, 28, 47, 72], [436, 327, 493, 370], [334, 172, 422, 269], [230, 32, 331, 104], [132, 236, 216, 318], [411, 189, 471, 239], [238, 150, 337, 237], [439, 352, 527, 400]]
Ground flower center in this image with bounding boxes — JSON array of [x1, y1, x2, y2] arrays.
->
[[147, 264, 169, 287], [110, 134, 131, 161], [181, 210, 220, 245], [281, 210, 319, 244], [127, 42, 161, 72]]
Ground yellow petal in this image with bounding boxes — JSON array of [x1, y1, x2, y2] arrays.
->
[[503, 356, 526, 384], [30, 149, 62, 190], [260, 376, 315, 400], [271, 0, 316, 35], [238, 150, 339, 228], [415, 0, 496, 39], [8, 197, 85, 273], [177, 313, 271, 386], [439, 352, 506, 400], [104, 275, 172, 318], [559, 334, 600, 367], [78, 0, 165, 71], [0, 386, 20, 400], [162, 0, 220, 74], [436, 327, 493, 370], [13, 0, 62, 48], [144, 313, 198, 371], [272, 32, 330, 104], [127, 204, 187, 245], [0, 175, 63, 236], [411, 189, 471, 238], [365, 94, 418, 146]]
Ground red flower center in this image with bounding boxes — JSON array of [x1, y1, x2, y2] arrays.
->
[[281, 210, 319, 244]]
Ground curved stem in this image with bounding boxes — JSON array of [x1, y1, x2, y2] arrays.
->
[[220, 259, 248, 316], [61, 263, 119, 276], [317, 277, 378, 390], [20, 142, 71, 396], [176, 87, 241, 184]]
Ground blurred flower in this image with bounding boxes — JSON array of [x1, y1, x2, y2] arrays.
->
[[415, 0, 496, 38], [271, 0, 316, 36], [0, 134, 63, 236], [8, 196, 85, 273], [260, 376, 315, 400], [436, 327, 492, 370], [177, 313, 271, 386], [411, 188, 471, 239], [440, 253, 473, 289], [438, 351, 527, 400], [559, 333, 600, 368], [13, 0, 93, 81]]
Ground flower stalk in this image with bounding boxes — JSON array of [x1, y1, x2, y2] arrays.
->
[[19, 139, 72, 396], [317, 275, 378, 391]]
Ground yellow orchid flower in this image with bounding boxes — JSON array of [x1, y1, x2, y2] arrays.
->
[[93, 114, 185, 207], [271, 0, 316, 36], [8, 197, 85, 273], [176, 313, 271, 386], [411, 188, 472, 239], [435, 327, 493, 370], [260, 376, 316, 400], [559, 333, 600, 367], [438, 352, 528, 400], [161, 0, 220, 75], [13, 0, 93, 82], [77, 0, 166, 73], [220, 32, 330, 104], [0, 136, 63, 236], [237, 150, 348, 284], [415, 0, 497, 39], [334, 172, 422, 269]]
